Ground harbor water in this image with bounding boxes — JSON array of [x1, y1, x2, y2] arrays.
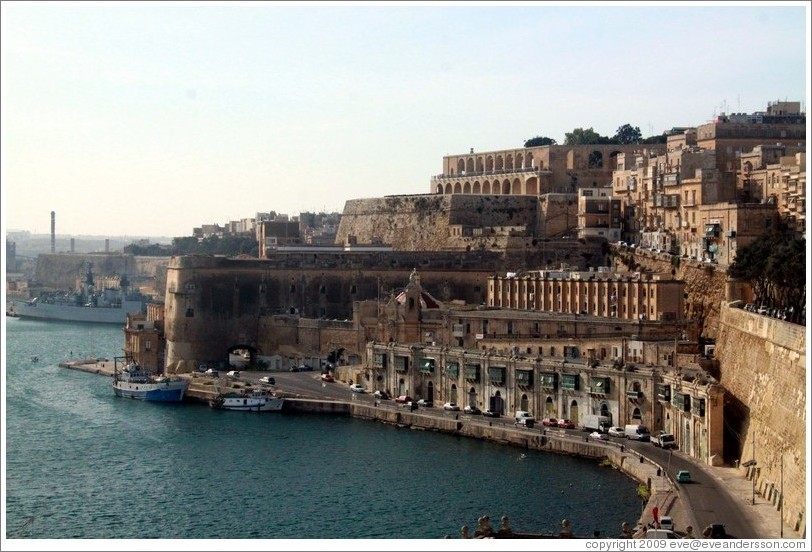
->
[[5, 318, 643, 539]]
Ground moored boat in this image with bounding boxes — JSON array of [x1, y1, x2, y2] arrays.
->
[[113, 363, 188, 402], [210, 389, 284, 412]]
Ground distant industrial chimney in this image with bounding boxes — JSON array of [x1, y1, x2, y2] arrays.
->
[[70, 238, 75, 253], [105, 239, 109, 253], [50, 211, 55, 253]]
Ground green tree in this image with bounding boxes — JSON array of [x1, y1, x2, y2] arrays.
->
[[641, 134, 667, 144], [564, 127, 611, 145], [612, 124, 642, 145], [524, 136, 557, 147]]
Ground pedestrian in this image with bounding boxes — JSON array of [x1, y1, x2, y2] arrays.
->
[[460, 525, 470, 539], [683, 525, 695, 539]]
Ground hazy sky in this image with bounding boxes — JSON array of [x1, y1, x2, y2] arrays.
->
[[2, 1, 809, 238]]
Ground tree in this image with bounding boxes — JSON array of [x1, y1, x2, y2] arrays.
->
[[612, 124, 642, 145], [524, 136, 557, 147], [564, 127, 610, 145]]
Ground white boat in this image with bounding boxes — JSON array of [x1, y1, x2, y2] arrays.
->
[[209, 389, 284, 412], [113, 363, 188, 402]]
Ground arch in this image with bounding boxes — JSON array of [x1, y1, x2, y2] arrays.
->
[[495, 155, 504, 171], [472, 181, 481, 194], [476, 157, 484, 172], [450, 383, 458, 404], [526, 153, 535, 168], [482, 181, 492, 194], [516, 153, 524, 169], [490, 390, 505, 415], [520, 393, 529, 411], [503, 180, 511, 195], [444, 183, 452, 194], [631, 381, 642, 392], [525, 177, 538, 195], [466, 158, 475, 173], [468, 386, 477, 408], [486, 156, 494, 172], [608, 151, 622, 170], [457, 159, 465, 174], [599, 402, 610, 419], [427, 381, 434, 404], [545, 396, 555, 417], [512, 178, 522, 195], [506, 154, 514, 170], [492, 181, 501, 194], [588, 150, 603, 169], [435, 184, 444, 194], [569, 399, 579, 424], [632, 407, 642, 420], [463, 181, 471, 194], [398, 378, 406, 396], [453, 182, 462, 194]]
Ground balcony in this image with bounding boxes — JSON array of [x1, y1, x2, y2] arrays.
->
[[691, 397, 706, 417], [540, 373, 557, 390], [445, 362, 459, 378], [420, 358, 435, 374], [516, 370, 533, 387], [626, 389, 643, 399], [561, 374, 579, 391], [464, 364, 480, 382], [431, 167, 542, 181], [488, 367, 506, 386]]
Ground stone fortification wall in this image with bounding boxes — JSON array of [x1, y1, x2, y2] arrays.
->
[[715, 304, 806, 535], [335, 194, 540, 250]]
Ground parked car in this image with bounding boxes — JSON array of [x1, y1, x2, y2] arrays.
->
[[607, 426, 626, 438], [483, 409, 501, 418], [557, 419, 576, 429], [205, 368, 219, 378], [514, 411, 535, 427], [259, 376, 276, 385], [442, 402, 460, 411], [320, 373, 335, 382], [651, 432, 677, 449], [704, 523, 727, 538], [288, 366, 300, 372], [374, 390, 390, 400], [542, 417, 559, 427], [463, 405, 481, 415], [394, 395, 412, 404], [658, 516, 674, 531], [676, 470, 692, 483], [417, 399, 433, 407], [299, 364, 313, 372], [226, 370, 240, 378], [349, 384, 365, 393], [589, 431, 609, 441]]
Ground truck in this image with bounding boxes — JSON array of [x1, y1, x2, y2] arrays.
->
[[651, 432, 677, 449], [514, 411, 536, 428], [581, 414, 611, 433]]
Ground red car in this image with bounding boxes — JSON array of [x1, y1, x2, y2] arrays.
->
[[320, 373, 335, 382], [395, 395, 413, 404], [557, 419, 576, 429], [542, 417, 559, 427]]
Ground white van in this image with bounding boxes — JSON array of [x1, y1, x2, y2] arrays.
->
[[624, 424, 651, 441]]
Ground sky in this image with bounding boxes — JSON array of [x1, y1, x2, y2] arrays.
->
[[1, 1, 809, 239]]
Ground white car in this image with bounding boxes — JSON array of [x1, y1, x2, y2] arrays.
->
[[590, 431, 609, 441], [349, 384, 365, 393], [259, 376, 275, 385], [442, 402, 460, 411], [608, 426, 626, 438], [659, 516, 674, 531], [226, 370, 240, 378]]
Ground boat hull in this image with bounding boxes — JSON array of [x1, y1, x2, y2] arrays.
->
[[10, 299, 145, 325], [210, 395, 284, 412], [113, 380, 188, 402]]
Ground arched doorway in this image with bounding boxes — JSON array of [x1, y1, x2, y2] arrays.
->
[[520, 393, 529, 411], [398, 378, 406, 396], [545, 396, 555, 417], [490, 391, 505, 415], [468, 386, 477, 408], [570, 400, 579, 424], [427, 381, 434, 404], [632, 407, 642, 420], [450, 384, 457, 405], [600, 402, 610, 422]]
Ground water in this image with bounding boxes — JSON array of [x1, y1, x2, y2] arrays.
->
[[4, 318, 642, 540]]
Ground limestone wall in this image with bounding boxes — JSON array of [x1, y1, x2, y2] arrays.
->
[[715, 304, 806, 535]]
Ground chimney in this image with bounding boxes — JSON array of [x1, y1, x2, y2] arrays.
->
[[50, 211, 55, 253], [70, 238, 75, 253], [105, 239, 109, 253]]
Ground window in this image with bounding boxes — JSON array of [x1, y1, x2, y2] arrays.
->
[[145, 340, 151, 351]]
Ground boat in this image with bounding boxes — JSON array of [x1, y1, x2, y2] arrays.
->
[[9, 264, 148, 325], [209, 389, 284, 412], [113, 363, 188, 402]]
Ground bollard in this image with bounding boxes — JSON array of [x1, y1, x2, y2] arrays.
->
[[639, 455, 644, 464]]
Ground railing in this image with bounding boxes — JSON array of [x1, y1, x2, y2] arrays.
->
[[431, 167, 543, 180]]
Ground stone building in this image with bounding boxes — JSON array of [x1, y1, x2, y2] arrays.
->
[[487, 268, 685, 323], [124, 303, 166, 371], [576, 187, 622, 242], [740, 147, 806, 237]]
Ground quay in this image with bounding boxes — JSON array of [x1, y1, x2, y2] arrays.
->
[[58, 358, 794, 539]]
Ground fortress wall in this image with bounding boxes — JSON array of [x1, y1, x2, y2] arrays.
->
[[715, 304, 806, 534]]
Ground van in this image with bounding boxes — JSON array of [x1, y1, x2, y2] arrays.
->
[[514, 411, 536, 428], [624, 424, 650, 441]]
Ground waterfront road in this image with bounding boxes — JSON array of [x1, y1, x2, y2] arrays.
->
[[239, 370, 771, 539]]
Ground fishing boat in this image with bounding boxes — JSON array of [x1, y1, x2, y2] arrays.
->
[[209, 389, 284, 412], [113, 363, 188, 402]]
